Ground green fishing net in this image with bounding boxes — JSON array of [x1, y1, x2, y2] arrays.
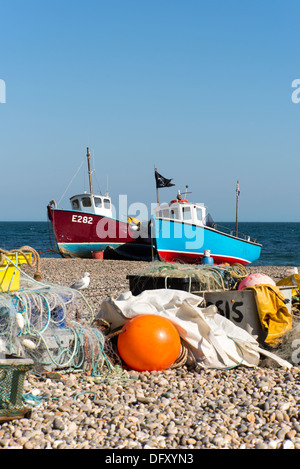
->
[[132, 261, 248, 293], [0, 248, 112, 376]]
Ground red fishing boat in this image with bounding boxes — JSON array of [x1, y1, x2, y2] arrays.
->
[[47, 148, 152, 260]]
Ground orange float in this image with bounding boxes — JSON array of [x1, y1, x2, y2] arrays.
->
[[117, 314, 181, 371]]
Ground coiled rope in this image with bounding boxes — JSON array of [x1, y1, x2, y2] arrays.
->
[[0, 246, 42, 282], [0, 255, 112, 376]]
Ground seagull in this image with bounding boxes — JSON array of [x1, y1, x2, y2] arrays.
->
[[70, 272, 91, 290]]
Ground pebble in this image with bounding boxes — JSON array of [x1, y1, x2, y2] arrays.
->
[[1, 259, 300, 449], [2, 355, 300, 450]]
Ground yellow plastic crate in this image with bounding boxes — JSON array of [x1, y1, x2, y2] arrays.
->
[[0, 253, 33, 292]]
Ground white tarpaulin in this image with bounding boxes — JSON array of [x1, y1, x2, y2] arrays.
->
[[98, 289, 292, 369]]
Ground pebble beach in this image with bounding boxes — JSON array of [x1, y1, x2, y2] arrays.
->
[[1, 258, 300, 451]]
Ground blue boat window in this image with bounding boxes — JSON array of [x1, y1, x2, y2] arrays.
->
[[72, 199, 79, 210], [82, 197, 92, 207], [94, 197, 102, 208], [170, 208, 179, 219], [182, 206, 192, 220], [196, 207, 203, 221], [104, 198, 111, 209]]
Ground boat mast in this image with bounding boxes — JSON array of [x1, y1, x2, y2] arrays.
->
[[86, 147, 93, 195], [154, 167, 160, 204], [235, 180, 239, 237]]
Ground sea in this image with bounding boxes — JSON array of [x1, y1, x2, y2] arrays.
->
[[0, 221, 299, 266]]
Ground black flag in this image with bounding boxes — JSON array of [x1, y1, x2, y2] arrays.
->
[[155, 169, 175, 188]]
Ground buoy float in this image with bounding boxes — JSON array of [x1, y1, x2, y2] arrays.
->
[[22, 338, 37, 350], [201, 249, 214, 265], [170, 199, 189, 204], [238, 273, 275, 290], [117, 314, 181, 371]]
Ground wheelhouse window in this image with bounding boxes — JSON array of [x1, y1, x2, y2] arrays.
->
[[196, 207, 203, 222], [182, 206, 192, 220], [104, 198, 111, 209], [72, 199, 80, 210], [94, 197, 102, 208], [170, 208, 179, 220], [82, 197, 92, 207]]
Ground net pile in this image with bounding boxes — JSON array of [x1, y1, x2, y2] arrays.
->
[[133, 261, 248, 292], [0, 249, 113, 376], [0, 358, 33, 421]]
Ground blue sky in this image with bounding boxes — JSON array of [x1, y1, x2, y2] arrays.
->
[[1, 0, 300, 221]]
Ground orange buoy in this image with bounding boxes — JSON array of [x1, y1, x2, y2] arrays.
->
[[117, 314, 181, 371], [170, 199, 189, 204]]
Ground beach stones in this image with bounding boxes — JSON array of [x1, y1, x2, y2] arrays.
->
[[6, 258, 298, 450], [1, 366, 300, 449]]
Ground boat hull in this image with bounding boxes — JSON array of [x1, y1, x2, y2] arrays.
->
[[47, 206, 152, 260], [153, 217, 261, 265]]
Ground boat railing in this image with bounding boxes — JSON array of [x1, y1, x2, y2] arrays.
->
[[154, 213, 258, 244], [211, 222, 258, 244]]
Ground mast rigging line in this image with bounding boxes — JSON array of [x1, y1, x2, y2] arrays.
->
[[57, 158, 85, 206]]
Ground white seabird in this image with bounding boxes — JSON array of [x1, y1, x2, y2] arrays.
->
[[70, 272, 91, 290]]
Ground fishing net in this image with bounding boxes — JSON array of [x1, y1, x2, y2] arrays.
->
[[0, 247, 114, 376], [0, 357, 33, 421], [129, 261, 248, 294]]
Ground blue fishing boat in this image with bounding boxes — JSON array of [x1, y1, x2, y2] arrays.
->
[[152, 175, 262, 265]]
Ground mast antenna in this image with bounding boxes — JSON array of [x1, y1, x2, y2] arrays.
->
[[235, 180, 239, 237], [87, 147, 93, 195]]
